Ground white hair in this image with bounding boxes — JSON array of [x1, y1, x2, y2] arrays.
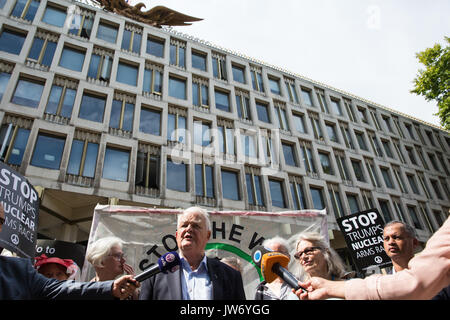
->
[[177, 206, 211, 231], [263, 236, 291, 256], [86, 236, 123, 268]]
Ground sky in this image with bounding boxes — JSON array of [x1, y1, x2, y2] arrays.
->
[[123, 0, 449, 129]]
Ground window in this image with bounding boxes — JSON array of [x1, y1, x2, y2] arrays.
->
[[310, 186, 325, 210], [425, 130, 436, 147], [0, 122, 31, 166], [31, 133, 65, 170], [268, 77, 281, 95], [319, 151, 334, 175], [380, 166, 394, 189], [417, 173, 431, 198], [407, 206, 422, 229], [246, 168, 264, 207], [140, 105, 161, 136], [335, 150, 351, 181], [309, 113, 324, 141], [67, 139, 99, 178], [301, 88, 313, 106], [11, 77, 44, 108], [405, 123, 415, 140], [340, 123, 355, 150], [87, 47, 113, 82], [269, 178, 286, 208], [347, 194, 360, 214], [365, 158, 381, 188], [78, 92, 106, 123], [418, 202, 434, 233], [192, 50, 207, 71], [135, 145, 160, 190], [192, 78, 209, 108], [285, 78, 299, 104], [362, 190, 374, 210], [0, 70, 11, 101], [250, 66, 264, 92], [143, 62, 163, 96], [241, 132, 257, 158], [232, 64, 245, 84], [392, 166, 407, 193], [344, 99, 356, 122], [167, 107, 186, 143], [194, 119, 211, 147], [214, 89, 230, 112], [315, 88, 329, 113], [256, 101, 271, 123], [382, 115, 393, 132], [262, 135, 277, 166], [121, 24, 142, 54], [368, 108, 382, 130], [274, 102, 289, 131], [381, 139, 394, 159], [68, 7, 94, 38], [45, 78, 77, 119], [221, 169, 240, 200], [59, 45, 85, 72], [351, 159, 366, 183], [10, 0, 39, 21], [27, 31, 57, 67], [290, 177, 306, 210], [116, 61, 138, 86], [368, 132, 383, 157], [427, 152, 440, 171], [393, 117, 405, 139], [109, 94, 134, 133], [325, 122, 339, 143], [147, 36, 165, 58], [357, 107, 368, 124], [355, 130, 368, 151], [405, 146, 418, 166], [170, 38, 185, 68], [282, 142, 298, 167], [414, 124, 425, 144], [407, 174, 420, 195], [236, 90, 251, 121], [393, 140, 406, 164], [169, 76, 186, 100], [330, 99, 343, 116], [378, 199, 392, 222], [42, 4, 67, 27], [195, 164, 214, 198], [212, 52, 227, 80], [217, 119, 235, 155], [0, 28, 26, 55], [103, 147, 129, 182], [96, 21, 118, 43], [293, 113, 306, 134], [300, 141, 317, 174], [430, 179, 443, 200], [328, 184, 344, 218]]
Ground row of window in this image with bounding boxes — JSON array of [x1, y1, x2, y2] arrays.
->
[[0, 121, 445, 233], [1, 1, 449, 153]]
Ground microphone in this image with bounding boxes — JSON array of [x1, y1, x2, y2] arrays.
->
[[252, 246, 307, 293], [134, 251, 181, 282]]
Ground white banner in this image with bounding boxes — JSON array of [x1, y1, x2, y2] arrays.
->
[[81, 205, 328, 299]]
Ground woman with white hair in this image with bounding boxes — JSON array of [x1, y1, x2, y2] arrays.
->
[[293, 232, 349, 282], [86, 236, 135, 282]]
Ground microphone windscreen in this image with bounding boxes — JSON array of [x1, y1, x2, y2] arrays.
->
[[251, 246, 272, 268], [158, 251, 181, 274], [261, 252, 290, 283]]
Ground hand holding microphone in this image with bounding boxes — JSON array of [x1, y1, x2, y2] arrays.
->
[[252, 246, 307, 293]]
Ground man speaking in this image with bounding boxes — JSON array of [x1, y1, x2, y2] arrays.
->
[[139, 206, 246, 300]]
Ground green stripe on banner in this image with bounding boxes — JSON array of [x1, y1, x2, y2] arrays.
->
[[206, 243, 263, 281]]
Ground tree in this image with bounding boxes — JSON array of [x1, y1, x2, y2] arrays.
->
[[411, 37, 450, 130]]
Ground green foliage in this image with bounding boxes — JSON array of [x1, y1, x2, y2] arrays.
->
[[411, 37, 450, 130]]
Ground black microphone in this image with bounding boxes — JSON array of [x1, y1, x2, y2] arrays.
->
[[252, 246, 306, 293], [134, 251, 181, 282]]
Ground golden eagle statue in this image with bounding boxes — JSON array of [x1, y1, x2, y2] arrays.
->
[[92, 0, 203, 27]]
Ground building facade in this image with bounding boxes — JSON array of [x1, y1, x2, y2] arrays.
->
[[1, 0, 449, 263]]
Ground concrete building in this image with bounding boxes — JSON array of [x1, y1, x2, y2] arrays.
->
[[1, 0, 449, 267]]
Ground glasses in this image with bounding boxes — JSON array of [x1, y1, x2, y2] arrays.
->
[[294, 246, 322, 260], [108, 253, 125, 261]]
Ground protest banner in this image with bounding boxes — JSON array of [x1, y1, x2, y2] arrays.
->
[[337, 208, 392, 272], [36, 239, 86, 269], [81, 205, 328, 299], [0, 161, 39, 258]]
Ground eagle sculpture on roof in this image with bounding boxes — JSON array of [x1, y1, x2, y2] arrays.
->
[[92, 0, 203, 27]]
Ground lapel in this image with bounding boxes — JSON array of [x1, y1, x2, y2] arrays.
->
[[207, 257, 222, 300], [166, 268, 183, 300]]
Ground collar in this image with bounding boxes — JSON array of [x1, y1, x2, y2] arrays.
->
[[180, 254, 208, 273]]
